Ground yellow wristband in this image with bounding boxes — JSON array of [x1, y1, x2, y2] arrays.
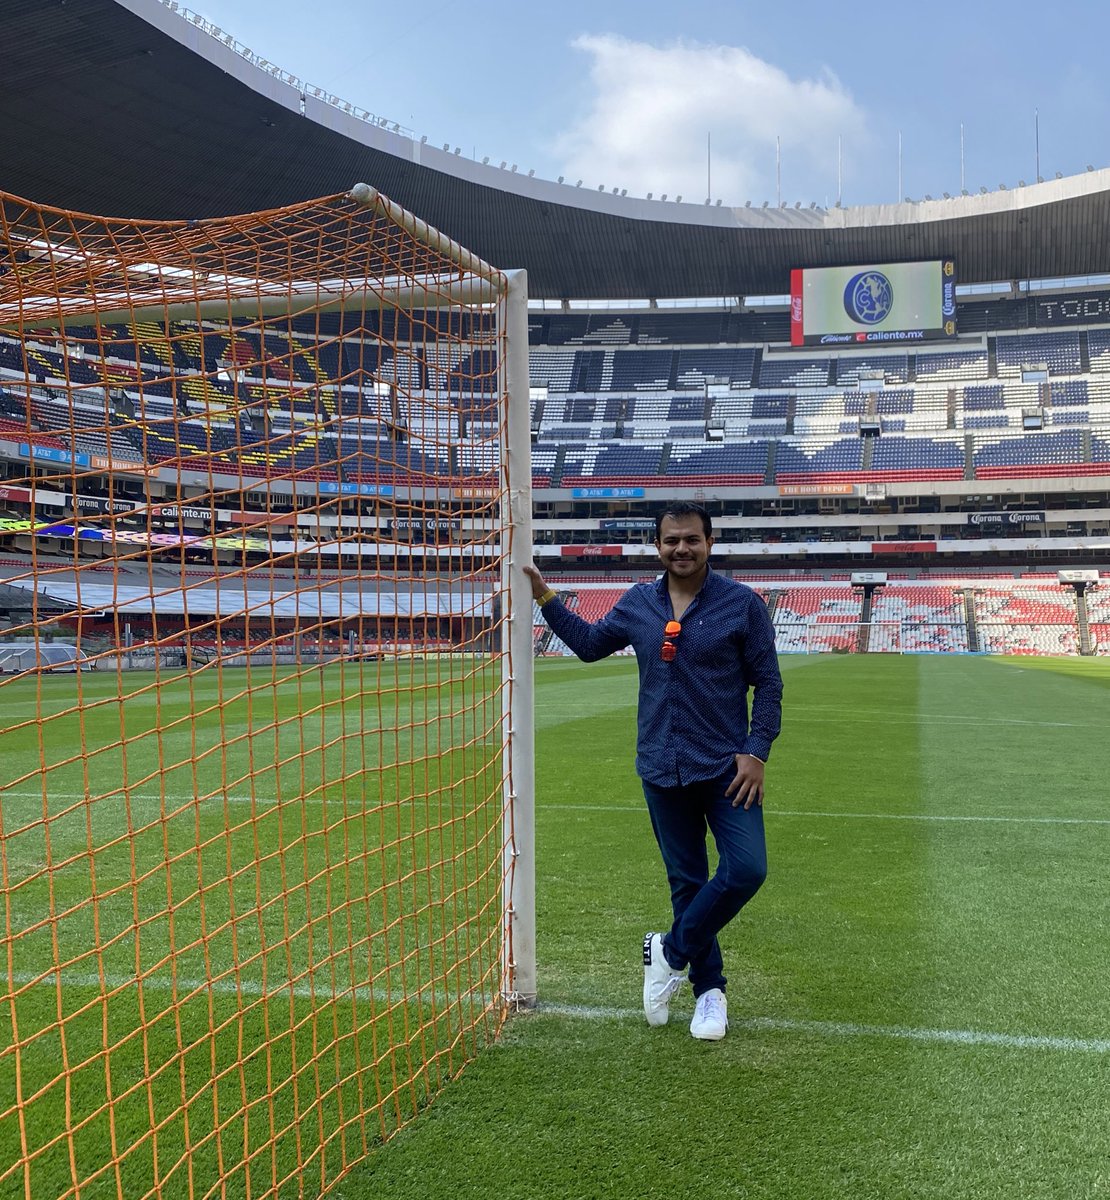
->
[[537, 589, 557, 606]]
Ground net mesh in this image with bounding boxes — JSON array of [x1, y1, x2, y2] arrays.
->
[[0, 188, 518, 1198]]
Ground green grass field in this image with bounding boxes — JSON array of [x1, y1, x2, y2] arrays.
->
[[3, 654, 1110, 1198], [354, 653, 1110, 1200]]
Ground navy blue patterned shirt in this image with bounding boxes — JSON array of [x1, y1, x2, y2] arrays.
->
[[540, 569, 782, 787]]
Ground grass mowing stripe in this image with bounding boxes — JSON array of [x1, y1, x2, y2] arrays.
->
[[918, 655, 1110, 1039]]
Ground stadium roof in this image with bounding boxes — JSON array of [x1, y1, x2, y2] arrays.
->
[[6, 0, 1110, 300]]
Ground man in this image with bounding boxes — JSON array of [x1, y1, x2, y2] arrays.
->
[[525, 502, 782, 1041]]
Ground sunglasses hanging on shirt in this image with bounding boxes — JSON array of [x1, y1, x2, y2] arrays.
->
[[661, 620, 681, 662]]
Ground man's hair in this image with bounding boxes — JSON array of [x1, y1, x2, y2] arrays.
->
[[654, 502, 713, 541]]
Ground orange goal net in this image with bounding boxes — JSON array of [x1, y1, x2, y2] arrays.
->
[[0, 185, 533, 1198]]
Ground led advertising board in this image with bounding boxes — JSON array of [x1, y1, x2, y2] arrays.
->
[[790, 260, 956, 346]]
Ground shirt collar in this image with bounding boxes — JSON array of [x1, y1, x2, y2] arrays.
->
[[653, 564, 715, 600]]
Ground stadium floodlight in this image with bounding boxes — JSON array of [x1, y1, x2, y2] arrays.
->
[[598, 184, 605, 191], [528, 169, 535, 177], [647, 192, 653, 199], [999, 183, 1006, 190], [558, 175, 564, 183], [761, 200, 768, 207], [943, 192, 950, 199], [794, 201, 801, 208], [483, 156, 490, 165], [676, 195, 682, 203], [500, 161, 507, 169], [420, 135, 427, 144], [454, 147, 461, 155], [1088, 164, 1095, 171], [661, 194, 668, 201], [1056, 171, 1063, 179], [1037, 176, 1044, 183], [925, 194, 932, 201], [962, 189, 969, 196], [575, 180, 582, 187], [443, 143, 450, 151], [620, 189, 627, 196], [716, 199, 722, 206], [980, 186, 988, 193], [511, 164, 517, 172], [1019, 180, 1026, 187], [745, 200, 751, 207]]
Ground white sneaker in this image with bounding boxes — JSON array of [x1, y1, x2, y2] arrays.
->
[[642, 932, 685, 1027], [689, 988, 728, 1041]]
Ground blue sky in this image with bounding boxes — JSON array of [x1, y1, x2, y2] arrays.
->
[[190, 0, 1110, 208]]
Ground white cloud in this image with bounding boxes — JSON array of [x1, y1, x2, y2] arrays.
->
[[552, 35, 869, 205]]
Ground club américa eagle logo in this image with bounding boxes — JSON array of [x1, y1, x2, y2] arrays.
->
[[843, 271, 894, 325]]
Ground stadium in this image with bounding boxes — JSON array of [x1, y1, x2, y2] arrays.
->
[[2, 1, 1110, 1197]]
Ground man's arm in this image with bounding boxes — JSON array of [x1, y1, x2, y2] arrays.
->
[[738, 591, 783, 763], [524, 565, 631, 662], [725, 592, 783, 809]]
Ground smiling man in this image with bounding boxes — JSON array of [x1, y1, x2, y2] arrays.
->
[[525, 502, 783, 1041]]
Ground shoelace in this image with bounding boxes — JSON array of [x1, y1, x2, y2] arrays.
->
[[659, 976, 683, 1001], [696, 993, 726, 1023]]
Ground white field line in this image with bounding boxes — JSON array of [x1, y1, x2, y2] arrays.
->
[[788, 705, 1090, 730], [6, 967, 493, 1010], [7, 969, 1107, 1056], [536, 1003, 1110, 1055], [545, 804, 1110, 827], [3, 791, 1110, 828], [1, 789, 281, 806]]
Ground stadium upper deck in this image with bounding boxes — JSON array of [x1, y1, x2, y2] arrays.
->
[[5, 0, 1110, 299]]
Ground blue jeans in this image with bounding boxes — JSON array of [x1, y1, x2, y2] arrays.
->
[[641, 770, 767, 997]]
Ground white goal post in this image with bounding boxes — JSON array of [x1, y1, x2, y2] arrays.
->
[[803, 621, 905, 654]]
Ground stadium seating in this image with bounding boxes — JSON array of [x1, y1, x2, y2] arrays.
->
[[771, 587, 863, 653], [8, 292, 1110, 496], [972, 587, 1079, 654], [869, 587, 969, 652], [1084, 586, 1110, 655]]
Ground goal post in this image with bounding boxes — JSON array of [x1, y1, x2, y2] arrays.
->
[[0, 182, 533, 1197], [802, 621, 905, 653], [498, 268, 537, 1008]]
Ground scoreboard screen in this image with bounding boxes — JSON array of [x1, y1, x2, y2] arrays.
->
[[790, 259, 956, 346]]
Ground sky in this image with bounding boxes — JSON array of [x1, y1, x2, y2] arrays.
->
[[188, 0, 1110, 209]]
